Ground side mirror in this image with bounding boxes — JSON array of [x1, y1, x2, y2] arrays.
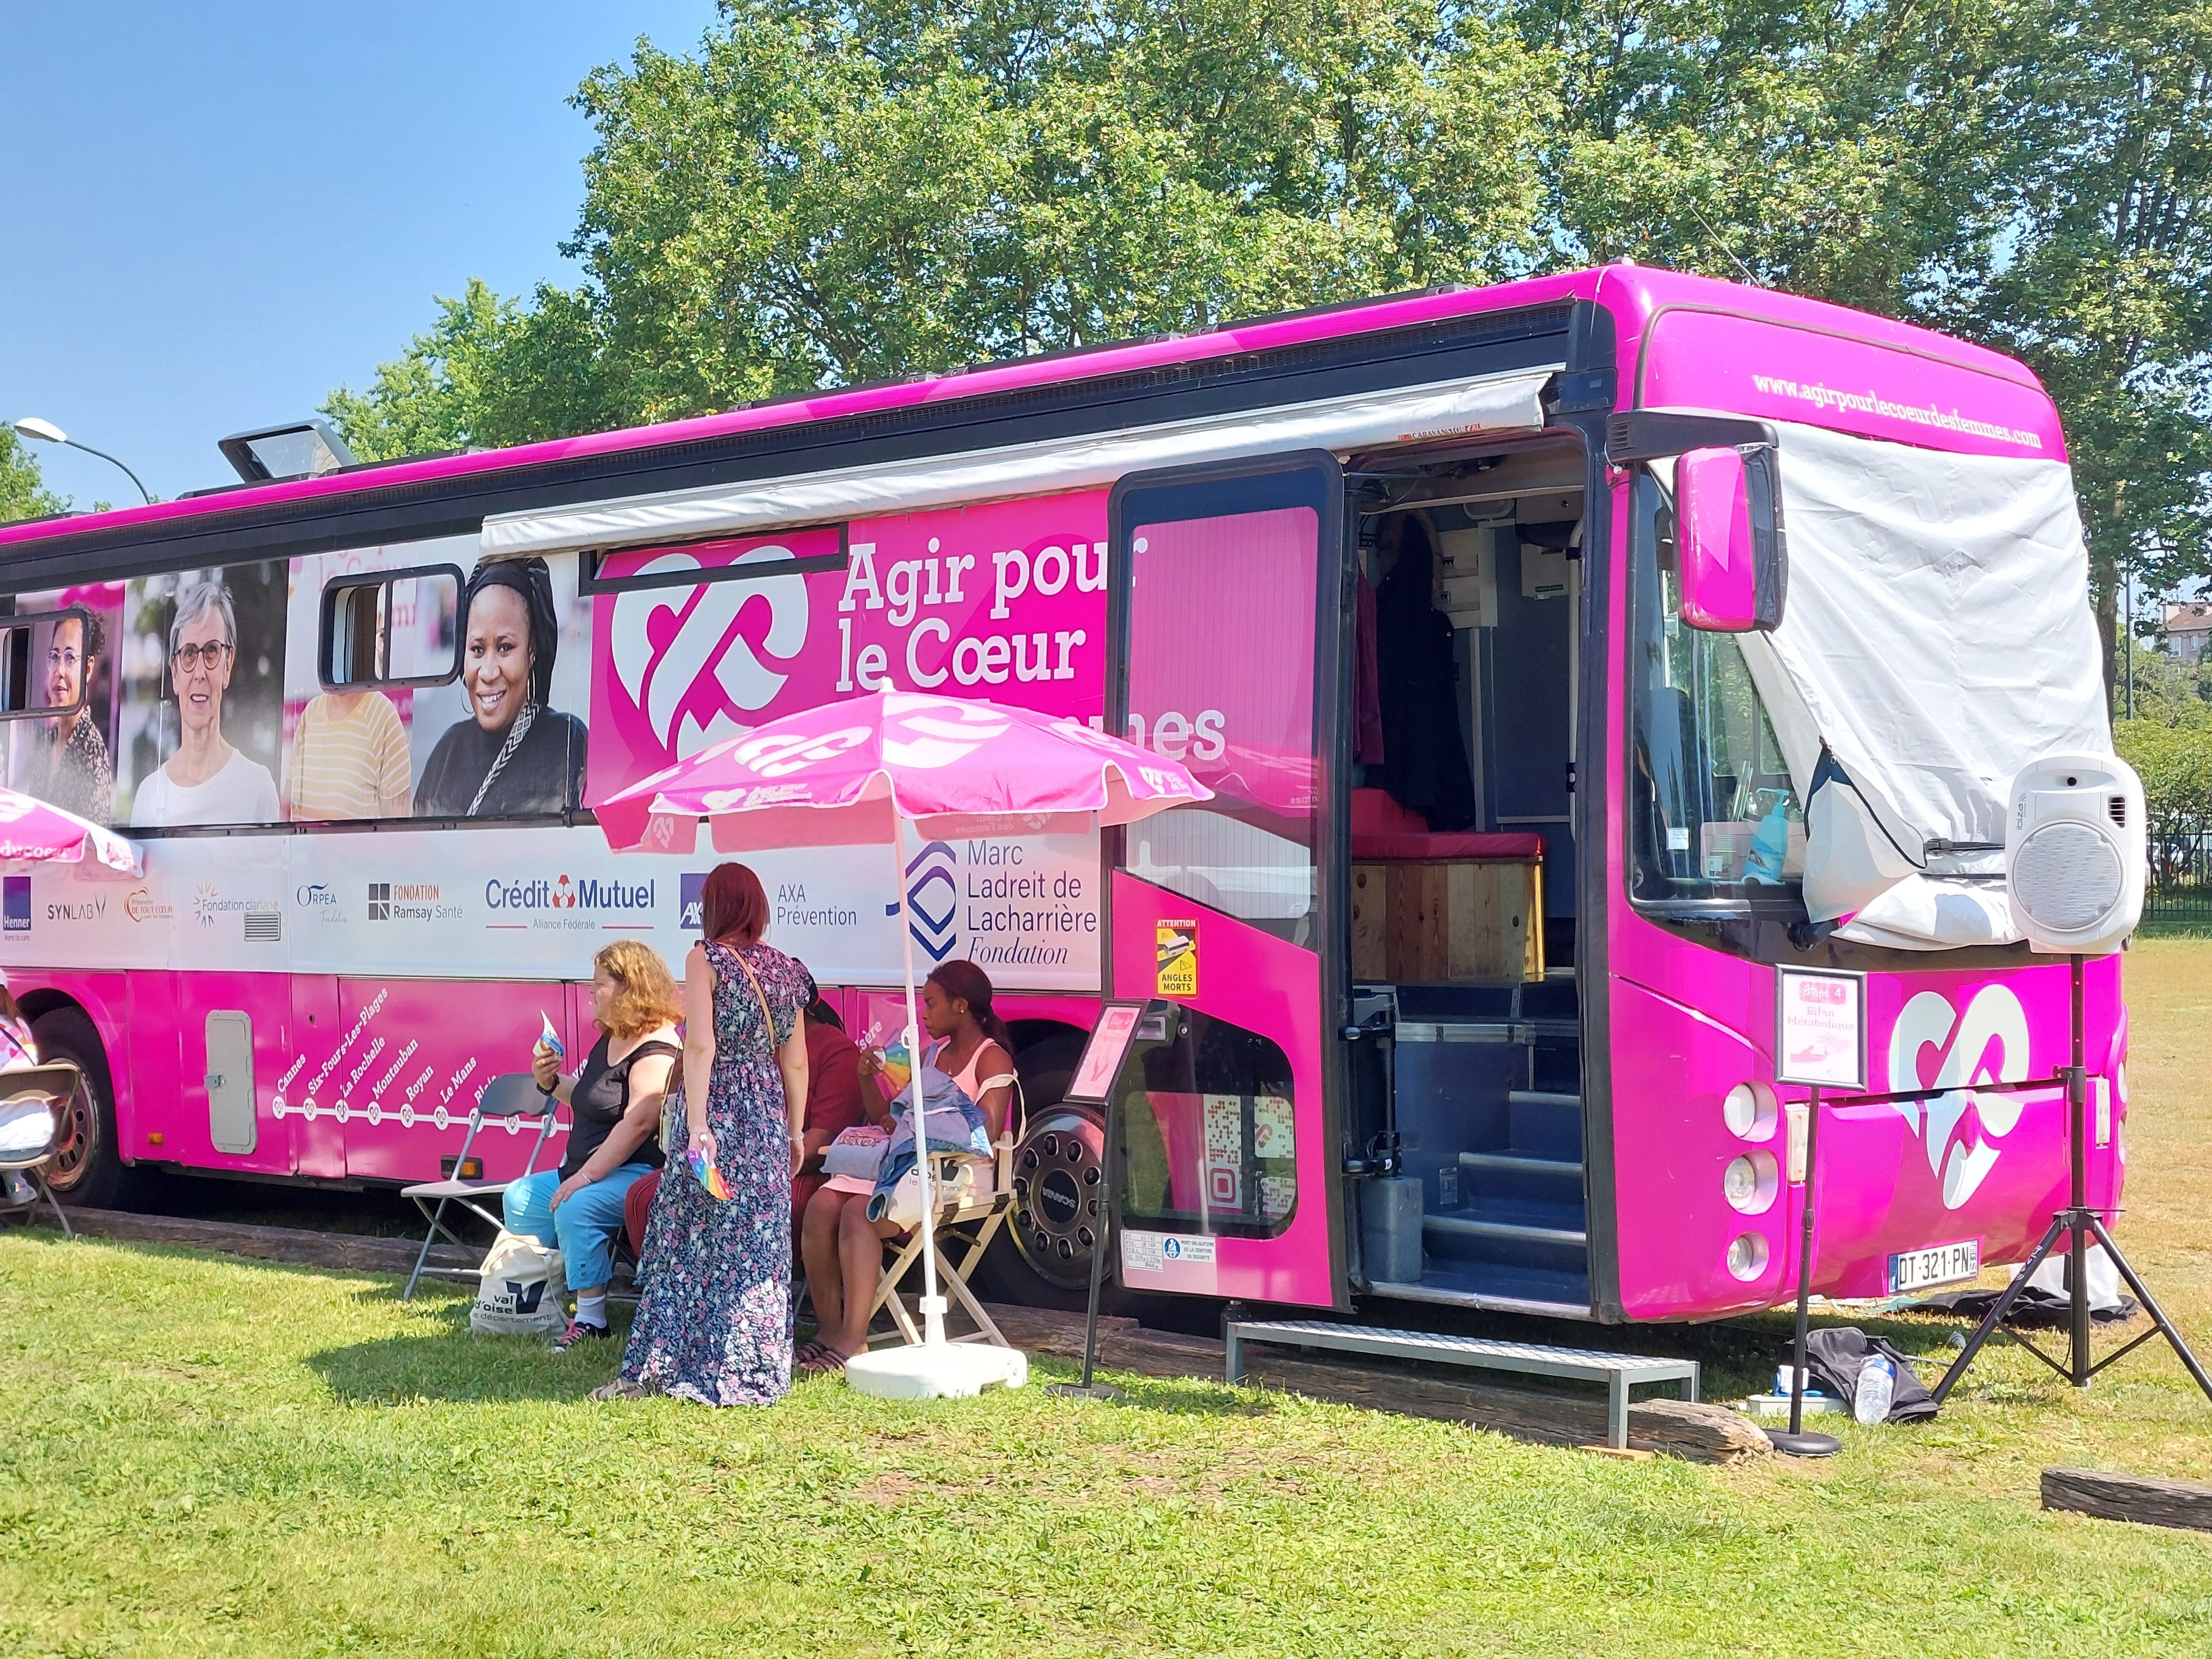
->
[[1675, 444, 1786, 631]]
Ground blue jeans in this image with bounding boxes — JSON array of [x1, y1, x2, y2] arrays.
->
[[502, 1163, 655, 1294]]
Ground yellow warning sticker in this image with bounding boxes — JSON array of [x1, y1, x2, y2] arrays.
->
[[1155, 918, 1198, 996]]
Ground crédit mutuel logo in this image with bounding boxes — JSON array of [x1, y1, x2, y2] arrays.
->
[[487, 872, 656, 931]]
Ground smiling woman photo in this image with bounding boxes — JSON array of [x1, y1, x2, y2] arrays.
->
[[129, 581, 279, 828], [413, 556, 586, 818]]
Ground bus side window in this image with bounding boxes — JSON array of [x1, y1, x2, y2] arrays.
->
[[319, 567, 463, 689]]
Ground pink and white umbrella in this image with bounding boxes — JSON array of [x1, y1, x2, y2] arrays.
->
[[596, 689, 1209, 854], [0, 789, 141, 879], [594, 690, 1208, 1395]]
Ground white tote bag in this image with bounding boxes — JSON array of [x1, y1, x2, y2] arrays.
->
[[469, 1228, 568, 1336]]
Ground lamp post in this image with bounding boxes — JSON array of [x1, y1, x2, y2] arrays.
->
[[11, 417, 153, 506]]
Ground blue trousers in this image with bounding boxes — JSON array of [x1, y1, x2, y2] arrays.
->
[[502, 1163, 655, 1293]]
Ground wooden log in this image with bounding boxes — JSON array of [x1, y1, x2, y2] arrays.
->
[[984, 1302, 1770, 1464], [23, 1206, 480, 1277], [2043, 1467, 2212, 1532]]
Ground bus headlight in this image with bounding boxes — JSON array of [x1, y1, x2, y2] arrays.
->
[[1724, 1150, 1779, 1213], [1722, 1081, 1778, 1140], [1725, 1232, 1770, 1281]]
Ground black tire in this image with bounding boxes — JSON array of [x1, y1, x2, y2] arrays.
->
[[970, 1031, 1131, 1314], [33, 1007, 137, 1210]]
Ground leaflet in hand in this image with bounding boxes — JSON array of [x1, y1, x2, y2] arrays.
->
[[687, 1147, 734, 1201], [537, 1011, 564, 1059]]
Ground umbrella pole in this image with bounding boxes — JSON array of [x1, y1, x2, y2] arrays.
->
[[890, 830, 947, 1347]]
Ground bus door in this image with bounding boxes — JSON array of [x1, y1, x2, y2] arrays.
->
[[1103, 452, 1349, 1310]]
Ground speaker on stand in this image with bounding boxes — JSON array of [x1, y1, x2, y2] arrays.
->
[[1933, 753, 2212, 1405]]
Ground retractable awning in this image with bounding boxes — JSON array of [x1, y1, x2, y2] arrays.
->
[[477, 365, 1559, 558]]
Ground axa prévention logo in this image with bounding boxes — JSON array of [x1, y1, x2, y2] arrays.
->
[[1888, 984, 2033, 1211]]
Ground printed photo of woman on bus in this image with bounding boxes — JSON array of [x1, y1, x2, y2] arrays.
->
[[24, 609, 114, 824], [413, 556, 587, 818], [130, 580, 280, 828]]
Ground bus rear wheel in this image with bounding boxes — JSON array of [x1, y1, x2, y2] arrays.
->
[[32, 1008, 134, 1210], [972, 1031, 1128, 1314]]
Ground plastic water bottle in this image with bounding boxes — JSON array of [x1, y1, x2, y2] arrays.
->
[[1747, 796, 1791, 884], [1854, 1354, 1895, 1425]]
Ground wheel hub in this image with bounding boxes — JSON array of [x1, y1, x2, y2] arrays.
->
[[1009, 1108, 1107, 1293]]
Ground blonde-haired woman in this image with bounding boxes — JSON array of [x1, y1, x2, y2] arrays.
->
[[506, 940, 683, 1350]]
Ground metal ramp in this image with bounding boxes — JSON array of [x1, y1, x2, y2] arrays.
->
[[1224, 1319, 1699, 1449]]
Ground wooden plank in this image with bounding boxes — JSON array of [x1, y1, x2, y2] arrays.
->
[[1350, 865, 1390, 981], [19, 1206, 481, 1276], [984, 1303, 1770, 1464], [2043, 1466, 2212, 1532], [1388, 862, 1450, 982], [1446, 862, 1543, 983]]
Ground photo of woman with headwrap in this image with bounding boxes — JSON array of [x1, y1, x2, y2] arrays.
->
[[413, 556, 587, 818]]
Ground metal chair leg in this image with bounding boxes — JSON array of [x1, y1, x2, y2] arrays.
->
[[402, 1197, 446, 1302], [38, 1173, 71, 1240]]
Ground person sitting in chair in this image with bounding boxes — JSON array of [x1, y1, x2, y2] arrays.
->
[[503, 940, 681, 1351], [795, 960, 1015, 1376]]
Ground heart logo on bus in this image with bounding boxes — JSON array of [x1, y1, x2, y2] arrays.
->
[[608, 546, 810, 760], [1887, 984, 2032, 1210]]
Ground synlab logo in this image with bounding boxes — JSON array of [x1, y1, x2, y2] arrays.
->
[[1888, 984, 2032, 1210], [2, 877, 29, 934], [680, 872, 708, 930]]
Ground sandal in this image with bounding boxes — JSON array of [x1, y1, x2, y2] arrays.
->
[[797, 1343, 851, 1377], [589, 1378, 651, 1402]]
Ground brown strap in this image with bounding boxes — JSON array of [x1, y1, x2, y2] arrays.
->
[[730, 948, 779, 1056]]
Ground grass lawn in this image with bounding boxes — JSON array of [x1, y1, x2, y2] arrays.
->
[[5, 944, 2212, 1655]]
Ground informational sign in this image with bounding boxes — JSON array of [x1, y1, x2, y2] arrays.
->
[[1156, 918, 1197, 995], [1066, 1001, 1142, 1101], [1776, 967, 1867, 1090]]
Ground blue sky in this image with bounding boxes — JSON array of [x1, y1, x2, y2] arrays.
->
[[1, 2, 722, 506]]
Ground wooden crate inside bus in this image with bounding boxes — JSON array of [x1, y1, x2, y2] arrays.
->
[[1350, 860, 1544, 984]]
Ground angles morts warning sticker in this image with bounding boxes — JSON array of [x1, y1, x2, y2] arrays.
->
[[1155, 918, 1197, 996]]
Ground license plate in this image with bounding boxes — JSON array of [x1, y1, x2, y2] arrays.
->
[[1887, 1239, 1980, 1296]]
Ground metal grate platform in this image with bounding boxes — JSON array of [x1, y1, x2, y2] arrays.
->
[[1224, 1319, 1699, 1449]]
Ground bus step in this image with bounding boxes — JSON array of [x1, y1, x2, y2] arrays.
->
[[1458, 1150, 1583, 1180], [1506, 1091, 1580, 1108], [1423, 1213, 1588, 1250], [1505, 1092, 1585, 1161]]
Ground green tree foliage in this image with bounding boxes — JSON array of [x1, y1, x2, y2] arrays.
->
[[0, 426, 64, 525], [326, 0, 2212, 640]]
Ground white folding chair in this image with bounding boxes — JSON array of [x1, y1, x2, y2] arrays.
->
[[0, 1062, 85, 1240], [866, 1079, 1026, 1350], [400, 1073, 556, 1301]]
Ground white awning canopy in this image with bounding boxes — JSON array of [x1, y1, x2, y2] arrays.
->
[[478, 365, 1559, 558]]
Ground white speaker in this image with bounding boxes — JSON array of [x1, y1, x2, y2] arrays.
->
[[2005, 752, 2146, 955]]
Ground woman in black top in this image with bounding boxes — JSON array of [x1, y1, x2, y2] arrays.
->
[[415, 556, 587, 818], [503, 940, 682, 1350]]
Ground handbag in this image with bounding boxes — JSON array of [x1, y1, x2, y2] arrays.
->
[[822, 1123, 890, 1181], [660, 943, 785, 1155]]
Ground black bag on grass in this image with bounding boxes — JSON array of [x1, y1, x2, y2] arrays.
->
[[1803, 1327, 1939, 1424]]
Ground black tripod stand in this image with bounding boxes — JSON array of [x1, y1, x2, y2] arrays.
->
[[1932, 954, 2212, 1406]]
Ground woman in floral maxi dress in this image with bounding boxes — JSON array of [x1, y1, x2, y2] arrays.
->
[[597, 863, 811, 1406]]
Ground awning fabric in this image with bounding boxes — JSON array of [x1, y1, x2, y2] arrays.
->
[[478, 366, 1559, 558], [1733, 420, 2111, 949]]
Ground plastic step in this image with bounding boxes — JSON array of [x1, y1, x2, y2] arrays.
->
[[1458, 1150, 1583, 1180], [1507, 1091, 1580, 1108], [1423, 1212, 1588, 1249]]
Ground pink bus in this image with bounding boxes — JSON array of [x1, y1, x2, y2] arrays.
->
[[0, 265, 2124, 1324]]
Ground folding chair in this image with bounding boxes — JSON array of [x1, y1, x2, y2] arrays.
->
[[400, 1073, 556, 1301], [0, 1062, 86, 1240], [866, 1079, 1026, 1350]]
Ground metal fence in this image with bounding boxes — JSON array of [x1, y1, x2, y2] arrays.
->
[[2144, 877, 2212, 934]]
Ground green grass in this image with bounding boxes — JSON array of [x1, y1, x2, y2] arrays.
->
[[5, 942, 2212, 1655]]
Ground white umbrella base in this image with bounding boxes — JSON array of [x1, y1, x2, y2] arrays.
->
[[845, 1342, 1029, 1399]]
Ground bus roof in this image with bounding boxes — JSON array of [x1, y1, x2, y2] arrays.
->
[[0, 265, 2049, 568]]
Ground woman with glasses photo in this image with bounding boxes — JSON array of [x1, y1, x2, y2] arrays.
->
[[129, 581, 279, 828]]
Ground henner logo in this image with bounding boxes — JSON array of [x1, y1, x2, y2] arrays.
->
[[2, 877, 29, 934]]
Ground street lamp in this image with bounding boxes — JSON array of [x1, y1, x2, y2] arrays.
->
[[10, 417, 153, 506]]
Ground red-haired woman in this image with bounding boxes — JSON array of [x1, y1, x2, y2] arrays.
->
[[596, 862, 812, 1406]]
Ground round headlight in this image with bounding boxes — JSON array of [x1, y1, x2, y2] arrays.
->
[[1723, 1081, 1778, 1141], [1725, 1232, 1770, 1281], [1724, 1150, 1779, 1213]]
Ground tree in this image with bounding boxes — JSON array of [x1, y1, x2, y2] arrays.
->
[[0, 426, 64, 525]]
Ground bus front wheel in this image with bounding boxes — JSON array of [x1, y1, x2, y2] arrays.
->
[[33, 1008, 134, 1210]]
